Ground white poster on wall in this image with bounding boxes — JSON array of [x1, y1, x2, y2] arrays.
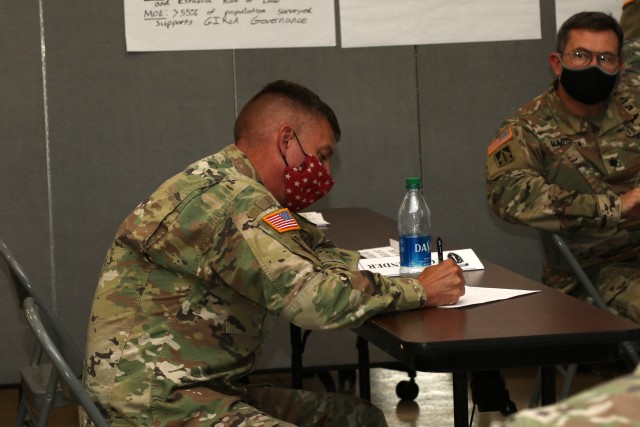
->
[[124, 0, 336, 52], [339, 0, 541, 48], [555, 0, 623, 31]]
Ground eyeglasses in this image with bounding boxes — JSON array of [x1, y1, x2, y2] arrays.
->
[[559, 48, 620, 73]]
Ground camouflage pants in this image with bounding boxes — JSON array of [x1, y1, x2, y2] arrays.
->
[[595, 263, 640, 324], [82, 384, 387, 426], [544, 262, 640, 324]]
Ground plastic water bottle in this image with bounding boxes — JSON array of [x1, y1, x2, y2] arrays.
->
[[398, 177, 432, 278]]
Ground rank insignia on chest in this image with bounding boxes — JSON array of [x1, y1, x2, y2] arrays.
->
[[263, 208, 301, 233], [487, 127, 514, 156], [494, 146, 514, 167], [625, 124, 640, 137]]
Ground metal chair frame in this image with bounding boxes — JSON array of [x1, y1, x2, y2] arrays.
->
[[551, 233, 639, 365], [23, 297, 107, 427], [0, 239, 84, 426]]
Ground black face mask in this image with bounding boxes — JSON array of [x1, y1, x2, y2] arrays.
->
[[559, 65, 618, 105]]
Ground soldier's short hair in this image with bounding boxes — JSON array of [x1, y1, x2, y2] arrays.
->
[[235, 80, 341, 143], [557, 12, 624, 55]]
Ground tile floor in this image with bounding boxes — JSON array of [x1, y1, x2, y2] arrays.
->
[[1, 364, 624, 427]]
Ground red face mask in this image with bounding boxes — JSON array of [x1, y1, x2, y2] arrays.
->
[[282, 132, 334, 212]]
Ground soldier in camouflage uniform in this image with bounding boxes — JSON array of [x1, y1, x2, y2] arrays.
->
[[494, 363, 640, 426], [487, 4, 640, 426], [81, 80, 465, 426], [486, 0, 640, 323]]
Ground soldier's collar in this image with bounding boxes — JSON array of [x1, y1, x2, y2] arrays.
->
[[547, 88, 586, 136], [225, 145, 262, 183]]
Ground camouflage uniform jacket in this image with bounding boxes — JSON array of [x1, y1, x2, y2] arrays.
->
[[83, 144, 426, 425], [486, 5, 640, 290]]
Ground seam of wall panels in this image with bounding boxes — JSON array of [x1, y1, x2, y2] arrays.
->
[[413, 45, 424, 184], [38, 0, 56, 313], [232, 50, 238, 118]]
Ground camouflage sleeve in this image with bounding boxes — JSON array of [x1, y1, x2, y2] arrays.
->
[[621, 0, 640, 93], [622, 0, 640, 43], [240, 198, 426, 330], [486, 125, 621, 233], [293, 214, 427, 319], [494, 365, 640, 427]]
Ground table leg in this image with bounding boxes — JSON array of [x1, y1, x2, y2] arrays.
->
[[357, 336, 371, 401], [290, 324, 303, 389], [540, 366, 556, 405], [452, 371, 469, 427]]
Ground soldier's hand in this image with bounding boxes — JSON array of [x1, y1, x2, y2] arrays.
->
[[418, 259, 466, 307], [620, 188, 640, 218]]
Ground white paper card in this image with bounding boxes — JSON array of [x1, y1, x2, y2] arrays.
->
[[432, 248, 484, 271], [359, 246, 399, 259], [358, 256, 401, 277], [299, 212, 330, 226], [357, 248, 484, 276]]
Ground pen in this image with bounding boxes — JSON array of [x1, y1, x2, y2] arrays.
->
[[436, 237, 443, 263]]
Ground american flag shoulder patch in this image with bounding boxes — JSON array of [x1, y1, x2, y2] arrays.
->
[[487, 127, 514, 156], [263, 208, 301, 233]]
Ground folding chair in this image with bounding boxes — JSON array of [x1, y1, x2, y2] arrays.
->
[[529, 233, 640, 407], [23, 297, 107, 427], [0, 238, 84, 426], [550, 233, 639, 365]]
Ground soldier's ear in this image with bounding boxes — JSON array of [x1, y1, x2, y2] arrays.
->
[[548, 53, 563, 78], [277, 125, 294, 154]]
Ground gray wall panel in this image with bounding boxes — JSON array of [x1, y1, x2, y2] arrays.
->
[[418, 0, 556, 281], [0, 2, 52, 382], [41, 0, 237, 347]]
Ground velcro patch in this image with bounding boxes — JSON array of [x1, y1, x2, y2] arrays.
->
[[263, 208, 300, 233], [488, 127, 514, 156], [494, 146, 515, 167]]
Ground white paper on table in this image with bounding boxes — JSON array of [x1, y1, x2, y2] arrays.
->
[[439, 286, 539, 309], [299, 212, 330, 226]]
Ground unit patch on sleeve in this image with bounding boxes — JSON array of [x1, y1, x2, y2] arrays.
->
[[494, 145, 515, 168], [263, 208, 301, 233], [487, 127, 514, 156]]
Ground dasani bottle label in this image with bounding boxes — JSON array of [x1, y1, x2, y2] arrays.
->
[[399, 235, 432, 268]]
